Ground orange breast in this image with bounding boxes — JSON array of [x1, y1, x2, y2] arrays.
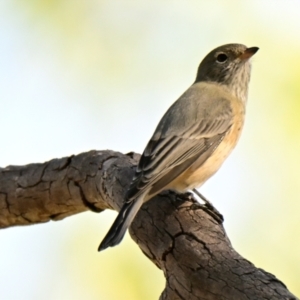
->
[[168, 98, 245, 192]]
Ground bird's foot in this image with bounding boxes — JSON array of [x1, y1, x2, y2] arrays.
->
[[192, 189, 224, 224]]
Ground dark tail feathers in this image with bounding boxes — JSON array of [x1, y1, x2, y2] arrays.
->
[[98, 197, 143, 251]]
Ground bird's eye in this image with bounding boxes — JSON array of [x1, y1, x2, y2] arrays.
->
[[216, 53, 228, 63]]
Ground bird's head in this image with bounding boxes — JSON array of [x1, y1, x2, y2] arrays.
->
[[195, 43, 259, 103]]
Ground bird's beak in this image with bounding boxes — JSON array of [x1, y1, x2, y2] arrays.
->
[[239, 47, 259, 60]]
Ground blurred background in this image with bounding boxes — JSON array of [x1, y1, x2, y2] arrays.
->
[[1, 1, 299, 299]]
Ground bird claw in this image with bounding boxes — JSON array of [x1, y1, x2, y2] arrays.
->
[[192, 189, 224, 224], [169, 190, 224, 224]]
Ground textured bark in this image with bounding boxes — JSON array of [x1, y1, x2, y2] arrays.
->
[[0, 150, 298, 300]]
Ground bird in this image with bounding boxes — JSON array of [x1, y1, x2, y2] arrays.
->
[[98, 43, 259, 251]]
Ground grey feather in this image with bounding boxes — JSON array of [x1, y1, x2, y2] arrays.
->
[[126, 82, 233, 201], [98, 195, 144, 251]]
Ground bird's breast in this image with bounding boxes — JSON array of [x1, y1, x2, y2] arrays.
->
[[169, 99, 245, 192]]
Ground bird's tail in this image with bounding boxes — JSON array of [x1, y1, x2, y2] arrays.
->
[[98, 196, 144, 251]]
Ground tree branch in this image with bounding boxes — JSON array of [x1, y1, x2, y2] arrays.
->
[[0, 150, 298, 299]]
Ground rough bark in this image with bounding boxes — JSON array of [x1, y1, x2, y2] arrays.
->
[[0, 150, 298, 300]]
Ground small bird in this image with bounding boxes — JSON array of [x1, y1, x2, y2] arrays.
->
[[99, 43, 259, 251]]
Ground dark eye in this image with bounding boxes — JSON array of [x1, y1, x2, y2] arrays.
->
[[216, 53, 228, 63]]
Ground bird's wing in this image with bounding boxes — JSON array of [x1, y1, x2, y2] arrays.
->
[[126, 83, 234, 201]]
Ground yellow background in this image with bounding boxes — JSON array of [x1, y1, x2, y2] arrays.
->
[[0, 1, 299, 299]]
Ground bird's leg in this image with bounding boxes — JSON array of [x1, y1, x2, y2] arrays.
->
[[192, 189, 213, 207], [192, 189, 224, 223]]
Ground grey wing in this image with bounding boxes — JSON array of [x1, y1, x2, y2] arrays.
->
[[126, 86, 233, 202]]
